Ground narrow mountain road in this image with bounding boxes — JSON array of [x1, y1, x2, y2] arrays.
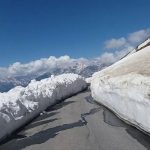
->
[[1, 90, 150, 150]]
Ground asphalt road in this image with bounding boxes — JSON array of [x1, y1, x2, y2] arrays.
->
[[1, 90, 150, 150]]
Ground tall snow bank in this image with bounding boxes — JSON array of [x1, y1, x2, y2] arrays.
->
[[0, 74, 87, 141], [91, 45, 150, 133]]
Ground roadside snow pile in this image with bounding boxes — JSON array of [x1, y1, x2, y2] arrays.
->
[[85, 77, 91, 84], [0, 74, 87, 141], [91, 44, 150, 133]]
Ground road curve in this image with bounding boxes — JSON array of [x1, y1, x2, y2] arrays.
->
[[1, 91, 150, 150]]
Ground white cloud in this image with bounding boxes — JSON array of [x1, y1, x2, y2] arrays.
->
[[103, 28, 150, 62], [105, 37, 126, 49], [128, 29, 150, 43], [97, 46, 133, 65], [97, 52, 116, 64], [105, 29, 150, 51], [6, 56, 75, 77], [0, 55, 91, 78], [0, 53, 123, 79], [0, 28, 149, 79]]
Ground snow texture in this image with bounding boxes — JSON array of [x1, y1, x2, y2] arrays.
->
[[85, 77, 91, 84], [0, 74, 87, 141], [137, 38, 150, 50], [91, 45, 150, 133]]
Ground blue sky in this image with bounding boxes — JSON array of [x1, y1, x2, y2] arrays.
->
[[0, 0, 150, 66]]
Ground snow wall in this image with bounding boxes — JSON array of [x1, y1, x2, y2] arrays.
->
[[0, 74, 87, 141], [91, 45, 150, 133]]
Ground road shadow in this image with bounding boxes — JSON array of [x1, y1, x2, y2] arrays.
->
[[0, 100, 76, 147], [0, 119, 86, 150], [85, 95, 124, 127], [102, 102, 150, 149], [86, 94, 150, 150], [33, 101, 75, 123], [126, 127, 150, 150], [32, 112, 59, 123], [24, 118, 58, 130], [102, 107, 125, 127], [47, 100, 76, 111]]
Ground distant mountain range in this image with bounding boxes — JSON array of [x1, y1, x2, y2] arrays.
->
[[0, 59, 110, 92], [1, 38, 149, 92]]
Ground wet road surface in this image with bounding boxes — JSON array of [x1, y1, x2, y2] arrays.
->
[[1, 91, 150, 150]]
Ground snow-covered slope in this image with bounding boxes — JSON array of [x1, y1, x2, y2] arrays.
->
[[137, 38, 150, 50], [123, 38, 150, 58], [0, 74, 87, 141], [91, 42, 150, 133]]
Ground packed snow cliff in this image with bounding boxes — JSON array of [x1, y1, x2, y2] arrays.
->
[[0, 74, 87, 141], [91, 39, 150, 133]]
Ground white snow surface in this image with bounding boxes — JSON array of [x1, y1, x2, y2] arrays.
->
[[91, 45, 150, 133], [0, 74, 87, 141], [85, 77, 92, 84], [137, 38, 150, 50]]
